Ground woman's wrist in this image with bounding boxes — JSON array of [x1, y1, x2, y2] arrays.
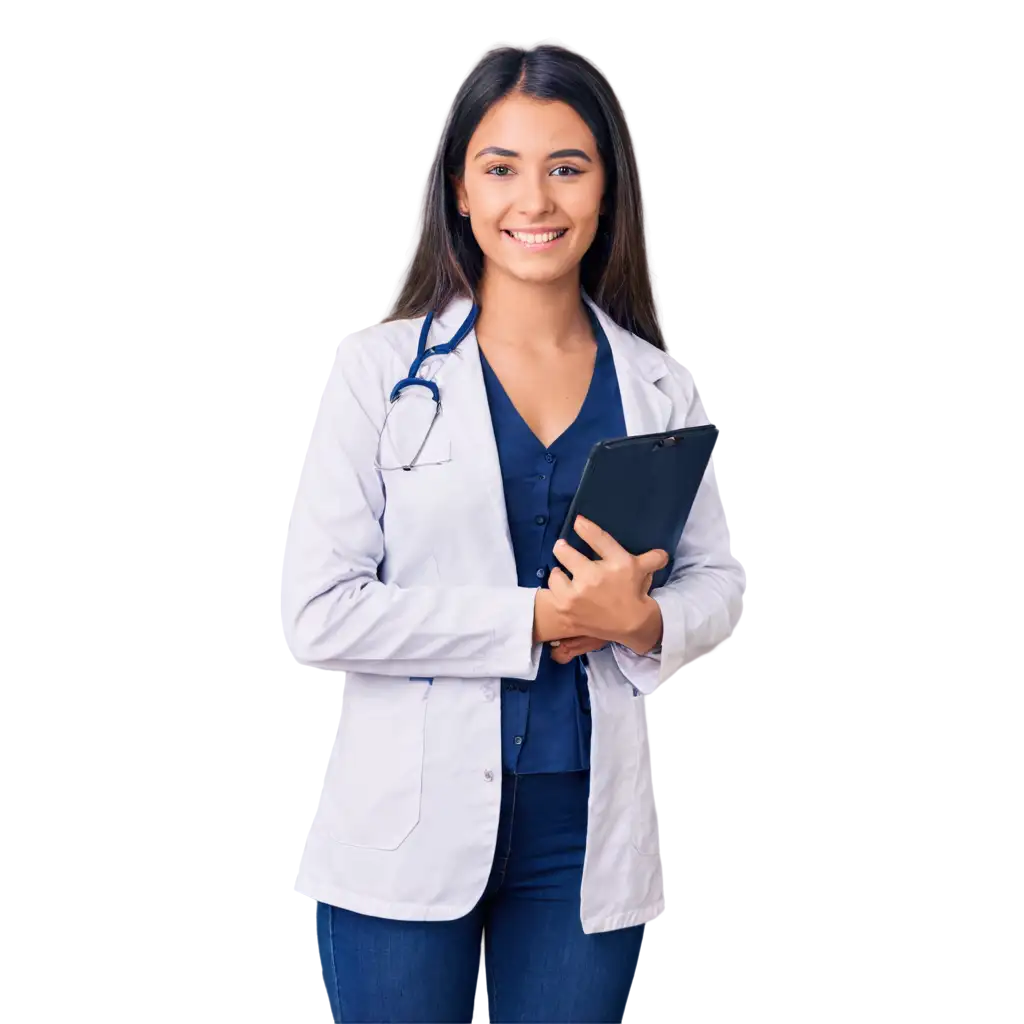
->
[[533, 588, 662, 650], [620, 595, 663, 654], [532, 588, 572, 644]]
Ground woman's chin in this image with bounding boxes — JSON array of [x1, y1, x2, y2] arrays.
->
[[493, 260, 581, 288]]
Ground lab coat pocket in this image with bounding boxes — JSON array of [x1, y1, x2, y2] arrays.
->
[[377, 391, 453, 471], [631, 695, 661, 856], [378, 406, 454, 524], [325, 674, 429, 850]]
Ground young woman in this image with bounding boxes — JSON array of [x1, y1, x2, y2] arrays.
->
[[281, 43, 745, 1024]]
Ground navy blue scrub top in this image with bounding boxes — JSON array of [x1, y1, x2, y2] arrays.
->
[[478, 302, 627, 775]]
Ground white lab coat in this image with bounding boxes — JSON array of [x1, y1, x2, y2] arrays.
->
[[281, 289, 745, 934]]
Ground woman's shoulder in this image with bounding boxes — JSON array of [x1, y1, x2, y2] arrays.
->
[[334, 312, 426, 371], [322, 313, 432, 406], [610, 321, 708, 417], [612, 318, 698, 408]]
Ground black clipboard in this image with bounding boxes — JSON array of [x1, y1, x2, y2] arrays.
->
[[556, 424, 718, 591]]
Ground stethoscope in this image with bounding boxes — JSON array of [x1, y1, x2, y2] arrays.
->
[[383, 298, 602, 687], [388, 303, 480, 405], [375, 302, 480, 471]]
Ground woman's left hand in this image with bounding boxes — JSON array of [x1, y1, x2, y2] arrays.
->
[[547, 515, 667, 649]]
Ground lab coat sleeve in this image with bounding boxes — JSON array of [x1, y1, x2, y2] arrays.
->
[[609, 373, 745, 695], [280, 333, 545, 680]]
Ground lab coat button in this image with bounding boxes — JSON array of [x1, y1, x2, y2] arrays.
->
[[482, 688, 495, 701], [484, 769, 494, 781]]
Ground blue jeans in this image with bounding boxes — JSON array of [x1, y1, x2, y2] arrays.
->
[[316, 769, 645, 1022]]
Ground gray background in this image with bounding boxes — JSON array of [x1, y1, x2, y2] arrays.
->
[[0, 9, 1019, 1024]]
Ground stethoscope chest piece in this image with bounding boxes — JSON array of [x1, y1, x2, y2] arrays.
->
[[375, 301, 479, 471]]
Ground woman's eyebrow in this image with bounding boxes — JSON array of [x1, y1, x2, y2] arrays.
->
[[473, 146, 592, 163]]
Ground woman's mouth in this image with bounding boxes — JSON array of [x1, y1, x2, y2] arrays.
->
[[502, 228, 569, 251]]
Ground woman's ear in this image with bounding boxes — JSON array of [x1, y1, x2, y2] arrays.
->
[[450, 174, 467, 216]]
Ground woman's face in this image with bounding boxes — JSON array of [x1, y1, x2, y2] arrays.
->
[[453, 94, 606, 285]]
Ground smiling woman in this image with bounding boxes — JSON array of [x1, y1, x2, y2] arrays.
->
[[284, 40, 745, 1024], [380, 52, 662, 344], [451, 94, 610, 297]]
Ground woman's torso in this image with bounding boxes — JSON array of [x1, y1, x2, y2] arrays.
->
[[477, 302, 627, 774]]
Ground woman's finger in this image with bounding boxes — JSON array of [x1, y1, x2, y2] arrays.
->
[[572, 515, 628, 561], [635, 547, 669, 576], [551, 639, 576, 659], [547, 564, 573, 595], [551, 635, 608, 663], [552, 537, 592, 578]]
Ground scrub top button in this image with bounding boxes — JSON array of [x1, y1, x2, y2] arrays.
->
[[544, 453, 555, 463], [534, 514, 547, 525], [514, 736, 523, 745], [535, 567, 545, 578]]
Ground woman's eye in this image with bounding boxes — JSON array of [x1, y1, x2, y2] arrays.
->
[[483, 164, 581, 179]]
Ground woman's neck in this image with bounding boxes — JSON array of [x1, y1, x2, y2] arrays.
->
[[474, 272, 591, 354]]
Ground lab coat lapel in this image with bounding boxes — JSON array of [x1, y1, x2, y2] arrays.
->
[[428, 297, 519, 585], [428, 292, 675, 586], [582, 292, 674, 437]]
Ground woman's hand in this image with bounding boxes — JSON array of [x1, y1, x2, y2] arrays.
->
[[547, 515, 667, 649], [549, 634, 608, 664], [550, 571, 656, 664]]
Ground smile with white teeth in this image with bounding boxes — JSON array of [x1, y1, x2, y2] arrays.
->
[[504, 228, 568, 244]]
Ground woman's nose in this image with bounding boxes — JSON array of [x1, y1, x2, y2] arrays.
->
[[516, 172, 557, 216]]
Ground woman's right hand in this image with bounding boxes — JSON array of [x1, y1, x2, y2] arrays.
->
[[549, 634, 609, 663]]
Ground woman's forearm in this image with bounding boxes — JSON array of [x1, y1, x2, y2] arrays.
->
[[532, 588, 575, 644], [620, 595, 664, 654], [532, 587, 662, 653]]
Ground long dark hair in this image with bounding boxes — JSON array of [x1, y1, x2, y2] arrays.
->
[[381, 44, 666, 352]]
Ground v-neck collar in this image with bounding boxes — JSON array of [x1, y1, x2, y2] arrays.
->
[[478, 304, 609, 452]]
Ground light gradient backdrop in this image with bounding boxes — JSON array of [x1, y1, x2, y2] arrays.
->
[[2, 2, 1021, 1021]]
